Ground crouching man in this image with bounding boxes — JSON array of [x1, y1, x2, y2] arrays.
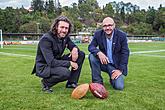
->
[[88, 17, 129, 90], [32, 16, 85, 93]]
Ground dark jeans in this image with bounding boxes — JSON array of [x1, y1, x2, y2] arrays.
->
[[88, 54, 124, 90], [43, 51, 85, 88]]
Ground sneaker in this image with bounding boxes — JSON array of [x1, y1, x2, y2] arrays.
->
[[43, 88, 53, 93], [66, 82, 78, 88], [41, 79, 53, 93]]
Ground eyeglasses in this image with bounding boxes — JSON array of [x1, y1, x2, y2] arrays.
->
[[103, 23, 114, 28]]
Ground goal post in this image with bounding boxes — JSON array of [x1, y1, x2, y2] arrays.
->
[[0, 29, 3, 48]]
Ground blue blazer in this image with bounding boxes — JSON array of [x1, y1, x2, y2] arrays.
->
[[88, 29, 129, 76]]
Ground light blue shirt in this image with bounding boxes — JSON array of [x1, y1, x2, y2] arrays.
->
[[106, 31, 114, 64]]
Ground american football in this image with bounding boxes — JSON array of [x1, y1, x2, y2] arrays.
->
[[89, 83, 108, 99], [71, 83, 89, 99]]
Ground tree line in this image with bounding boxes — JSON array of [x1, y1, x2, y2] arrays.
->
[[0, 0, 164, 36]]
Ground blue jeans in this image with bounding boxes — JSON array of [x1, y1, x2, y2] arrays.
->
[[88, 54, 124, 90]]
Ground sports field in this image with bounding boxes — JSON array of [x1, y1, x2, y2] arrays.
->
[[0, 42, 165, 110]]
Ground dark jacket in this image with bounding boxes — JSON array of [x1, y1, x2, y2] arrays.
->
[[88, 29, 129, 76], [32, 31, 78, 78]]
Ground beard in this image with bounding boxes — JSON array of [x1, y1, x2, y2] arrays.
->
[[58, 32, 67, 38]]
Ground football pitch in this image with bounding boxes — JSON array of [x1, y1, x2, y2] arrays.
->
[[0, 42, 165, 110]]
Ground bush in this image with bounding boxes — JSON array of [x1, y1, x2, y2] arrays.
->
[[124, 22, 153, 35]]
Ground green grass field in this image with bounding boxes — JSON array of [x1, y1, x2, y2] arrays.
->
[[0, 42, 165, 110]]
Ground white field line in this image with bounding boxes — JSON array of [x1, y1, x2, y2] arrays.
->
[[2, 48, 36, 50], [134, 54, 165, 58], [130, 50, 165, 54], [130, 50, 165, 58], [0, 52, 35, 58], [0, 50, 165, 58]]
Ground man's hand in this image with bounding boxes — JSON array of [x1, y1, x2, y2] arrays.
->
[[97, 51, 109, 64], [70, 61, 78, 70], [111, 70, 122, 79], [71, 47, 78, 62]]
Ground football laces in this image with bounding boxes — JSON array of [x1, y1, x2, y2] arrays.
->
[[94, 90, 102, 98]]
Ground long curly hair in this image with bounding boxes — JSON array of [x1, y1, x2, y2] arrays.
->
[[50, 16, 72, 36]]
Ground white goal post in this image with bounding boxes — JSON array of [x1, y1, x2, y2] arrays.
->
[[0, 29, 3, 48]]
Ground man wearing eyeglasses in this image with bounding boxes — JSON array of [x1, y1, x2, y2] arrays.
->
[[88, 17, 129, 90], [32, 16, 85, 93]]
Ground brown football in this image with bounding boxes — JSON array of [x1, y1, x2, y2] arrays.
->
[[71, 83, 89, 99], [89, 83, 108, 99]]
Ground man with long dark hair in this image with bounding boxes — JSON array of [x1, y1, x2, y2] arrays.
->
[[32, 16, 85, 93]]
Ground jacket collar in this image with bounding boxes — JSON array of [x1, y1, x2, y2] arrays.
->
[[48, 31, 67, 43]]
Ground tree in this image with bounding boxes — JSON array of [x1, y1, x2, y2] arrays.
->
[[31, 0, 44, 12], [0, 0, 163, 36], [111, 1, 120, 14], [124, 22, 153, 35], [19, 21, 38, 33], [120, 6, 125, 22], [146, 6, 156, 25], [103, 3, 114, 17], [93, 8, 104, 22], [78, 0, 86, 4], [0, 7, 19, 32], [73, 21, 83, 32], [78, 0, 99, 27], [133, 10, 146, 24], [159, 26, 165, 36], [44, 0, 56, 19], [153, 5, 165, 32], [61, 4, 82, 32], [78, 2, 93, 18], [39, 17, 51, 33], [55, 0, 62, 16]]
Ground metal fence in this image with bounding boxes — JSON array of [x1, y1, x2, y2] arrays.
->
[[2, 33, 165, 43]]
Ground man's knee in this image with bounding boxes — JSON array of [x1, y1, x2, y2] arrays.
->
[[112, 75, 124, 90], [51, 67, 70, 80], [60, 67, 71, 79], [114, 83, 124, 90]]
